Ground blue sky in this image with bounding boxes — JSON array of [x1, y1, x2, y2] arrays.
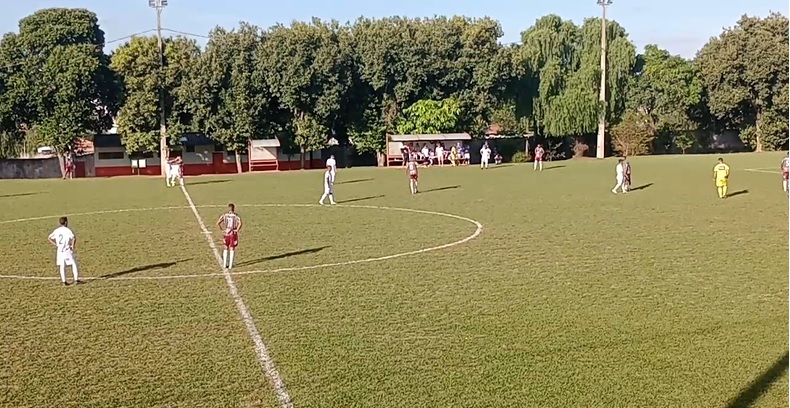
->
[[1, 0, 786, 58]]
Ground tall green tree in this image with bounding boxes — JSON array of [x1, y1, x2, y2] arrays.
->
[[519, 16, 635, 139], [626, 45, 704, 151], [111, 35, 200, 154], [696, 13, 789, 151], [189, 23, 281, 173], [260, 19, 349, 168], [1, 8, 118, 171]]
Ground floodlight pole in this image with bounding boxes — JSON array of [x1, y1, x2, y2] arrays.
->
[[150, 0, 168, 175], [596, 0, 612, 159]]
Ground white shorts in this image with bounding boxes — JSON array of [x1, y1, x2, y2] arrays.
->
[[616, 175, 624, 183], [324, 185, 334, 195], [57, 251, 76, 267]]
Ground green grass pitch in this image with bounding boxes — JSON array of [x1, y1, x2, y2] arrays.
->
[[0, 152, 787, 408]]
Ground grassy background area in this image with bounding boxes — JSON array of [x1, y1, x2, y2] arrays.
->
[[0, 152, 787, 407]]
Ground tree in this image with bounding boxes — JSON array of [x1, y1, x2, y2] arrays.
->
[[2, 8, 118, 174], [696, 13, 789, 151], [518, 16, 636, 142], [610, 111, 655, 156], [626, 45, 704, 151], [111, 35, 200, 154], [396, 98, 461, 134], [674, 133, 695, 154], [260, 20, 349, 168], [189, 23, 280, 173]]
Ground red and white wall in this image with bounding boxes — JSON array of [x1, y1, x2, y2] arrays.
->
[[94, 144, 324, 177]]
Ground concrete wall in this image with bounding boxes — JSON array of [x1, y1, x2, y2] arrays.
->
[[0, 155, 94, 179], [0, 157, 62, 179]]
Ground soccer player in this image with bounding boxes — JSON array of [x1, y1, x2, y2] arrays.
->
[[47, 216, 79, 285], [781, 153, 789, 192], [167, 156, 184, 187], [326, 154, 337, 180], [319, 165, 336, 205], [612, 158, 626, 194], [622, 156, 632, 192], [63, 152, 75, 180], [407, 157, 419, 194], [216, 204, 242, 269], [534, 144, 545, 171], [713, 157, 730, 199], [480, 143, 491, 169]]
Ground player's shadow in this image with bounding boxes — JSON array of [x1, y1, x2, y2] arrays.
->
[[0, 192, 45, 198], [189, 180, 230, 186], [724, 351, 788, 408], [98, 259, 191, 279], [543, 165, 566, 171], [488, 164, 513, 169], [422, 185, 460, 194], [630, 183, 654, 191], [728, 189, 749, 198], [337, 178, 372, 185], [340, 195, 384, 203], [234, 246, 329, 267]]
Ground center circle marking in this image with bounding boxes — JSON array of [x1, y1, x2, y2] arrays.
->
[[0, 204, 483, 281]]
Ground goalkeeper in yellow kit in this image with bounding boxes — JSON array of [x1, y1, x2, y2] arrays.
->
[[713, 158, 730, 198]]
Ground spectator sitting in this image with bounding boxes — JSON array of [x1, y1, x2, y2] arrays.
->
[[494, 152, 503, 165]]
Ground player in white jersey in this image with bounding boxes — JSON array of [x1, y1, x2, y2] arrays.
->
[[326, 155, 337, 180], [216, 203, 242, 269], [781, 153, 789, 192], [319, 165, 337, 205], [612, 158, 626, 194], [406, 158, 419, 194], [167, 156, 184, 187], [47, 216, 80, 285], [480, 143, 491, 169]]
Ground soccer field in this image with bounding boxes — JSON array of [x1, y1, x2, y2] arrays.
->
[[0, 153, 787, 408]]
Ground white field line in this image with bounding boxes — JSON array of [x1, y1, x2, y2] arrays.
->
[[745, 168, 781, 174], [178, 186, 293, 408], [0, 204, 483, 281]]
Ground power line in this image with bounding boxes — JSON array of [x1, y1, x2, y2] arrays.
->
[[161, 28, 210, 39], [0, 28, 159, 72]]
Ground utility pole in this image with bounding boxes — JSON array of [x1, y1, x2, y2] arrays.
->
[[149, 0, 168, 175], [596, 0, 612, 159]]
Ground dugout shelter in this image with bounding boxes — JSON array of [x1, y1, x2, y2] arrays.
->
[[386, 133, 472, 166], [248, 138, 280, 171]]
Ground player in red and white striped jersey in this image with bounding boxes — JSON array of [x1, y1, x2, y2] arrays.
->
[[781, 153, 789, 192], [216, 203, 242, 269]]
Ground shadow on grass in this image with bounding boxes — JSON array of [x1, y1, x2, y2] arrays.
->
[[422, 185, 460, 194], [189, 180, 231, 186], [725, 352, 788, 408], [337, 178, 372, 185], [630, 183, 654, 191], [487, 164, 513, 169], [340, 195, 384, 203], [544, 165, 566, 171], [728, 189, 749, 198], [235, 246, 329, 267], [99, 259, 191, 279], [0, 192, 45, 198]]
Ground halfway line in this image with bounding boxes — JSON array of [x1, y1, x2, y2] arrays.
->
[[178, 185, 293, 408], [745, 168, 781, 174]]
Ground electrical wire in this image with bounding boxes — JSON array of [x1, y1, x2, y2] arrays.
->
[[0, 28, 158, 72], [160, 28, 210, 39]]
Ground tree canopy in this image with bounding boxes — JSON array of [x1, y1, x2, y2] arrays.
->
[[0, 9, 786, 163]]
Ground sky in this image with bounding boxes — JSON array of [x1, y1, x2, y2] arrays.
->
[[1, 0, 787, 58]]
